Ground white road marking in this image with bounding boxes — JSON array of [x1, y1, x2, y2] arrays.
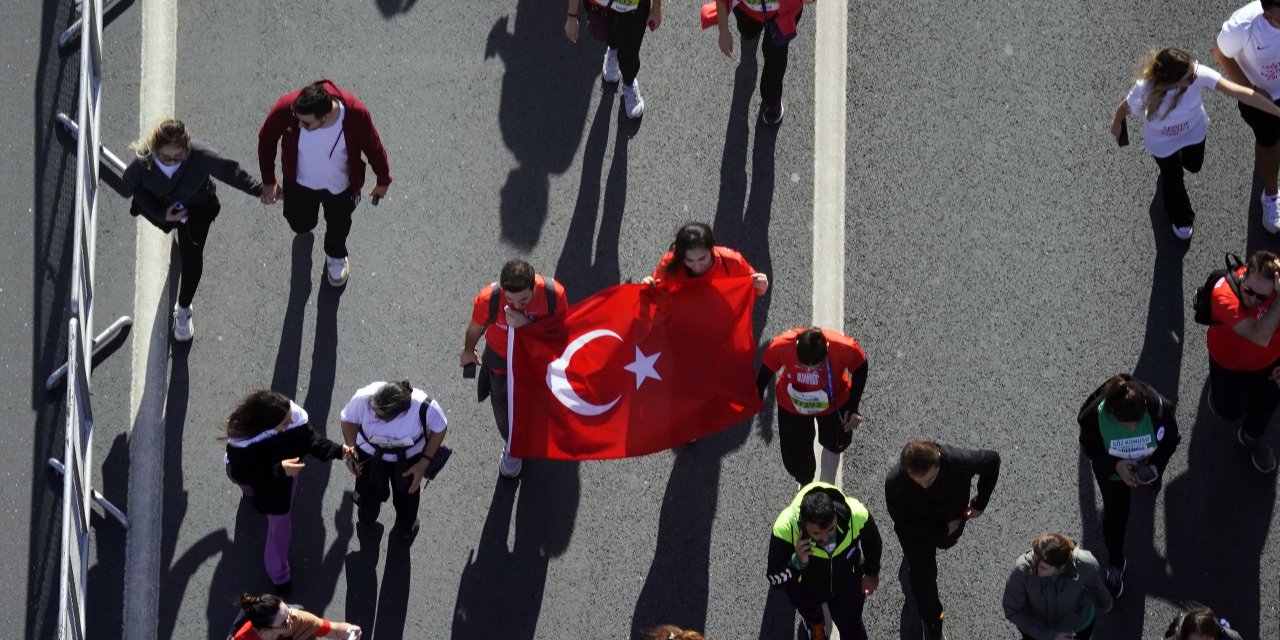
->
[[812, 0, 850, 635], [121, 0, 177, 637]]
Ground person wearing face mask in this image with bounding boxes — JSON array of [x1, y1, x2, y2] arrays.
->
[[1215, 0, 1280, 233], [1109, 47, 1280, 240], [757, 327, 868, 485], [1001, 532, 1113, 640], [640, 222, 769, 295], [1163, 606, 1244, 640], [227, 592, 361, 640], [1205, 250, 1280, 473], [123, 118, 263, 341], [1077, 374, 1180, 599], [461, 259, 568, 478], [223, 390, 352, 594], [884, 440, 1001, 640], [766, 482, 882, 640], [257, 80, 393, 288]]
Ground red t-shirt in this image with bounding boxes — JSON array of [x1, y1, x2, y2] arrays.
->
[[233, 618, 331, 640], [471, 274, 569, 361], [650, 246, 755, 284], [1208, 266, 1280, 371], [761, 328, 866, 416]]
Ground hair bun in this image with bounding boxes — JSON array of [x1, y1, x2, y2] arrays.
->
[[238, 593, 258, 609]]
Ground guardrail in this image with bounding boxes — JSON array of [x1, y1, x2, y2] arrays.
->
[[48, 0, 133, 638]]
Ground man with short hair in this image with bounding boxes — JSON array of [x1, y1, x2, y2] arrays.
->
[[885, 440, 1001, 640], [461, 260, 568, 477], [258, 80, 392, 287], [1214, 0, 1280, 232], [1206, 250, 1280, 472], [767, 482, 881, 640], [340, 380, 448, 540]]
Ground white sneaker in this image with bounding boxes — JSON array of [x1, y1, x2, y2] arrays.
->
[[173, 304, 194, 342], [602, 47, 621, 83], [620, 79, 645, 119], [1172, 224, 1193, 240], [498, 450, 523, 478], [325, 255, 349, 287], [1262, 192, 1280, 233]]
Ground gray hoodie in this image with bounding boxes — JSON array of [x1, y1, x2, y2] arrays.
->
[[1002, 548, 1114, 640]]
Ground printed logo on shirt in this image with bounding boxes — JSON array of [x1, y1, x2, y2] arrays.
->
[[1159, 121, 1191, 137], [1260, 60, 1280, 82], [796, 370, 820, 386]]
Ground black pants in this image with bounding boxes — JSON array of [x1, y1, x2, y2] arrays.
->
[[486, 368, 511, 443], [784, 576, 867, 640], [778, 407, 850, 485], [1209, 358, 1280, 438], [174, 196, 220, 308], [1096, 477, 1131, 568], [1152, 139, 1206, 228], [733, 7, 802, 106], [282, 183, 358, 259], [898, 521, 965, 625], [353, 450, 422, 529], [588, 0, 650, 85]]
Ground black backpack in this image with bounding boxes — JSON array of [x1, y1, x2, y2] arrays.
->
[[1192, 253, 1244, 326]]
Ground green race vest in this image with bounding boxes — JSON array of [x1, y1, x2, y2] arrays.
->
[[1097, 400, 1158, 480], [771, 481, 869, 561]]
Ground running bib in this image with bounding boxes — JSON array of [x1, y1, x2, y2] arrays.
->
[[1107, 434, 1156, 460], [786, 384, 829, 415]]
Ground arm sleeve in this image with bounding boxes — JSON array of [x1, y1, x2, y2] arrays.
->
[[765, 533, 799, 587], [1078, 407, 1116, 481], [286, 609, 329, 640], [842, 360, 868, 414], [257, 98, 292, 184], [884, 474, 945, 539], [756, 364, 775, 398], [1194, 63, 1224, 88], [208, 150, 264, 197], [224, 446, 282, 486], [858, 513, 882, 576], [1125, 81, 1146, 116], [307, 427, 346, 461], [1149, 396, 1182, 473], [966, 449, 1001, 511], [358, 107, 393, 186], [123, 161, 168, 226], [651, 252, 673, 281], [1217, 14, 1250, 58]]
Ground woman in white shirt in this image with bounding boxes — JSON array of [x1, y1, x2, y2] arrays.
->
[[1110, 47, 1280, 240]]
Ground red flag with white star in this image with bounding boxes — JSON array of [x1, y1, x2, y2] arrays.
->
[[507, 277, 762, 459]]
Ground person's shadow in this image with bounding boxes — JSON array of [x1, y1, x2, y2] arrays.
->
[[485, 1, 602, 251], [372, 0, 417, 17], [343, 519, 414, 640], [450, 463, 582, 640]]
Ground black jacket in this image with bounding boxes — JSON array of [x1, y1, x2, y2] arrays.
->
[[225, 424, 343, 515], [123, 139, 262, 230], [884, 444, 1001, 541], [766, 484, 883, 591], [1077, 375, 1180, 485]]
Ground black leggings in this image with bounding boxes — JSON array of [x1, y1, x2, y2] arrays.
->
[[1208, 358, 1280, 439], [588, 0, 651, 85], [1097, 477, 1131, 568], [778, 408, 847, 484], [174, 196, 220, 308], [733, 7, 803, 106], [1152, 139, 1206, 228]]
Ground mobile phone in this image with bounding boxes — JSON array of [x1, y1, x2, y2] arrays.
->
[[463, 363, 477, 379], [371, 194, 381, 206], [1117, 120, 1129, 147], [1133, 464, 1156, 484]]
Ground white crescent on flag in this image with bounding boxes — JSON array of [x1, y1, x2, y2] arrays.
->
[[546, 329, 624, 416]]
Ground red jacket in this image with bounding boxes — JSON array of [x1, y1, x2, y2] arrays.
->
[[257, 79, 392, 191]]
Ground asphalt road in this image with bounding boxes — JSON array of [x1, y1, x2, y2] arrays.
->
[[5, 0, 1280, 638]]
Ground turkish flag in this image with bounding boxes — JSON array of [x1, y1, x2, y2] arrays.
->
[[507, 277, 762, 459]]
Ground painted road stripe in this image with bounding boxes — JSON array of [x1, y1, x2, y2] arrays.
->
[[121, 0, 177, 637], [812, 0, 849, 635]]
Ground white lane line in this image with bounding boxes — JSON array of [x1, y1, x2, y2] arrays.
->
[[121, 0, 177, 638], [811, 0, 849, 636]]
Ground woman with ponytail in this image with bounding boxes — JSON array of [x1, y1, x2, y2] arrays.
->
[[1164, 606, 1243, 640], [124, 118, 263, 341], [224, 391, 353, 594], [1109, 47, 1280, 240], [228, 592, 361, 639], [646, 626, 705, 640]]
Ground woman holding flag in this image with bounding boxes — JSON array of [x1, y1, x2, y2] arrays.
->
[[640, 222, 769, 295]]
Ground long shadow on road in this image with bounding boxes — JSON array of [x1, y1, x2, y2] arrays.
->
[[451, 463, 581, 640]]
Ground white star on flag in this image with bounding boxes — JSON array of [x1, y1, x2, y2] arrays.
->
[[623, 347, 662, 389]]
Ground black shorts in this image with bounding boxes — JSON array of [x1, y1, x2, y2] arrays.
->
[[1238, 98, 1280, 147]]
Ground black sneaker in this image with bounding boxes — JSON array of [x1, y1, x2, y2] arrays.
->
[[762, 101, 786, 125], [1239, 428, 1277, 473], [1104, 560, 1126, 598], [923, 621, 947, 640], [393, 519, 420, 541]]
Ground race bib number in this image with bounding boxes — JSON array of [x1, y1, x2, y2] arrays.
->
[[786, 384, 830, 415]]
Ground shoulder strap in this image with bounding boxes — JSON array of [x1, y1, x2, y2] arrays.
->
[[1225, 253, 1244, 301], [543, 277, 558, 315], [487, 283, 501, 325], [418, 396, 434, 440]]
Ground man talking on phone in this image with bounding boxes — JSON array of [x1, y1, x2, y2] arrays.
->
[[766, 482, 882, 640], [885, 439, 1001, 640]]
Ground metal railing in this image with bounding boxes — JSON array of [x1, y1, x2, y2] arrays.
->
[[48, 0, 132, 638]]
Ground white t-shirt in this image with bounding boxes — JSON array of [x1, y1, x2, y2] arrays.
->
[[341, 382, 447, 461], [155, 158, 182, 178], [1126, 64, 1221, 157], [1218, 2, 1280, 97], [296, 100, 350, 194]]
